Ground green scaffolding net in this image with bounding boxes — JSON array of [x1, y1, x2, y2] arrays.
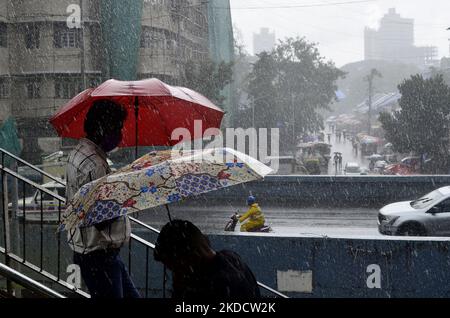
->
[[100, 0, 143, 81], [0, 117, 22, 166], [208, 0, 235, 127]]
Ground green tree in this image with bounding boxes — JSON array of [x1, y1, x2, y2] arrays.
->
[[247, 37, 345, 152], [379, 74, 450, 173], [231, 29, 255, 128], [181, 58, 233, 107], [246, 51, 279, 130]]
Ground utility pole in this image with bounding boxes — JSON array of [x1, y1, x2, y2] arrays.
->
[[80, 0, 86, 90], [291, 88, 296, 157], [364, 68, 382, 136], [173, 0, 183, 84], [447, 27, 450, 58], [252, 102, 255, 129]]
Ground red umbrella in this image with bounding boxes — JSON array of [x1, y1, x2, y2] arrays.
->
[[49, 78, 224, 158]]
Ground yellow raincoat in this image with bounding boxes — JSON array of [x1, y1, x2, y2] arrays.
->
[[239, 203, 265, 232]]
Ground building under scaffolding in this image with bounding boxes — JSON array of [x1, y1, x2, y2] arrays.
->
[[0, 0, 233, 163], [208, 0, 234, 127]]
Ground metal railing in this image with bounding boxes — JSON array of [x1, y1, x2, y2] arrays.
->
[[0, 147, 288, 298], [0, 149, 88, 298], [0, 262, 65, 298]]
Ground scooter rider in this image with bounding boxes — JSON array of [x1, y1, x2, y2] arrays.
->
[[239, 196, 265, 232]]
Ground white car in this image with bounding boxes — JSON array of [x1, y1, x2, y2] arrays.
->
[[344, 162, 363, 176], [378, 186, 450, 236], [8, 179, 66, 222]]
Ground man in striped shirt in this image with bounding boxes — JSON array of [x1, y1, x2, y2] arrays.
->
[[66, 99, 140, 298]]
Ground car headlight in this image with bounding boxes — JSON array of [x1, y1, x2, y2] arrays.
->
[[385, 215, 400, 225], [379, 214, 399, 225]]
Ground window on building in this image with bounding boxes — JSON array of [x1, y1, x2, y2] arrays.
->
[[141, 27, 164, 51], [54, 23, 80, 48], [55, 78, 82, 99], [0, 23, 7, 48], [141, 28, 152, 49], [26, 80, 41, 99], [0, 79, 10, 99], [24, 24, 40, 49], [141, 27, 176, 56], [88, 0, 101, 20]]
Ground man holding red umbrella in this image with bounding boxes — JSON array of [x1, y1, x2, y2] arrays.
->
[[66, 99, 140, 298], [51, 78, 224, 298]]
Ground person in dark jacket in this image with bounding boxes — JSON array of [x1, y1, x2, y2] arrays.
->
[[153, 219, 261, 299]]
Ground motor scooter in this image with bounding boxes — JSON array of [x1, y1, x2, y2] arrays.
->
[[224, 212, 272, 233]]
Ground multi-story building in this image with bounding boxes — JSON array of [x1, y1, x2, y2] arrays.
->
[[253, 27, 275, 55], [1, 0, 104, 163], [0, 0, 10, 122], [0, 0, 214, 164], [364, 8, 438, 68], [139, 0, 209, 82], [208, 0, 234, 127]]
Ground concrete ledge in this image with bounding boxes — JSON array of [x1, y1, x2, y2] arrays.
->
[[187, 175, 450, 208], [124, 231, 450, 298], [207, 233, 450, 298]]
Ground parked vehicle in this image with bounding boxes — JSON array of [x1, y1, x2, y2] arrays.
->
[[402, 156, 421, 171], [401, 156, 421, 167], [266, 156, 307, 175], [374, 160, 388, 174], [297, 142, 331, 167], [383, 163, 414, 175], [304, 158, 321, 175], [357, 134, 381, 156], [344, 162, 363, 176], [378, 186, 450, 236], [8, 179, 66, 222], [384, 156, 421, 175]]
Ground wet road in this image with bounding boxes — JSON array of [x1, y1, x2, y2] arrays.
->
[[136, 205, 382, 237], [326, 128, 371, 175], [135, 128, 385, 238]]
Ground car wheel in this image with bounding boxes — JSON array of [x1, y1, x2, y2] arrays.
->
[[397, 223, 427, 236]]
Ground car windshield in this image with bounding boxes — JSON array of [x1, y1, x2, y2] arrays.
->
[[410, 189, 445, 209]]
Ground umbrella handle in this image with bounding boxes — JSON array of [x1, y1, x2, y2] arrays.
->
[[165, 204, 173, 222], [135, 96, 139, 160]]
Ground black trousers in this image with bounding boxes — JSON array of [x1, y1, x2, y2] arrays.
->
[[74, 249, 141, 299]]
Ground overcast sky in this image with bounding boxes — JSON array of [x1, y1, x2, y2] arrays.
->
[[230, 0, 450, 67]]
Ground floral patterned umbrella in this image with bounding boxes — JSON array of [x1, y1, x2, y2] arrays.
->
[[59, 148, 273, 232]]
